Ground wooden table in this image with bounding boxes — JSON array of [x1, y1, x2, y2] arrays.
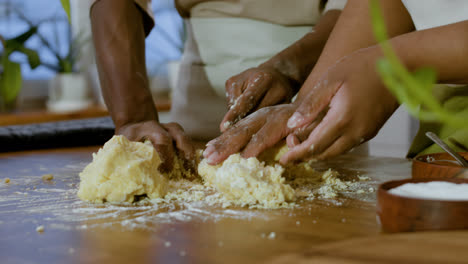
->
[[1, 148, 467, 264]]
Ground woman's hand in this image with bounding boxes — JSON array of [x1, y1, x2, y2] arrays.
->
[[281, 47, 400, 164], [205, 104, 298, 165], [117, 121, 195, 172], [220, 66, 298, 132]]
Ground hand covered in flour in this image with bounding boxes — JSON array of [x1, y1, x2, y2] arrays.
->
[[117, 121, 195, 172], [205, 104, 298, 165], [220, 66, 299, 132], [280, 47, 400, 164]]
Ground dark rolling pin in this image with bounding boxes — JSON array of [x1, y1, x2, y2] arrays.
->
[[0, 117, 115, 152]]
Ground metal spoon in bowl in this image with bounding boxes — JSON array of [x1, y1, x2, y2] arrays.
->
[[425, 132, 468, 167]]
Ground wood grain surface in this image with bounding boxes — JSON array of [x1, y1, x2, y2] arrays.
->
[[1, 148, 467, 264]]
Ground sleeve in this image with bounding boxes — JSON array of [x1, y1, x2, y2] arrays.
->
[[90, 0, 155, 36], [323, 0, 347, 13]]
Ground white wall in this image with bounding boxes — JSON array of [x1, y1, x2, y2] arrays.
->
[[368, 107, 419, 158]]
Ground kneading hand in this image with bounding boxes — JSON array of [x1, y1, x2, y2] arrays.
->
[[205, 104, 298, 165], [117, 121, 195, 172], [280, 48, 400, 164], [220, 66, 298, 132]]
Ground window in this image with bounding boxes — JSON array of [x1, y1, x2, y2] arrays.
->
[[0, 0, 184, 80]]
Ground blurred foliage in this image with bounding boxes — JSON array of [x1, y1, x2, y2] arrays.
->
[[0, 27, 40, 111], [370, 0, 467, 128]]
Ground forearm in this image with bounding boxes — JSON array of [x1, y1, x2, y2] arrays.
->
[[91, 0, 158, 129], [296, 0, 414, 100], [261, 10, 341, 85], [392, 20, 468, 84]]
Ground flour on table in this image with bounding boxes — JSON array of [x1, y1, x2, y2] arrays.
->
[[78, 137, 368, 208]]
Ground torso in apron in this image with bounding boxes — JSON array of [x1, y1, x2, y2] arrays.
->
[[170, 18, 312, 140], [170, 0, 348, 140]]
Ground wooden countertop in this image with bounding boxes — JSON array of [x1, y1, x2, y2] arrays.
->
[[1, 148, 467, 264]]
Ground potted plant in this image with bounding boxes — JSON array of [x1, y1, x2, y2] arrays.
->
[[0, 26, 40, 112], [14, 0, 92, 113]]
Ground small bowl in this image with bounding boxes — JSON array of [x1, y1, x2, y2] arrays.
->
[[377, 178, 468, 233], [412, 152, 468, 179]]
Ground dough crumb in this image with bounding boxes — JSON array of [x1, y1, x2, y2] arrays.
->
[[296, 221, 301, 226], [356, 189, 365, 194], [4, 178, 10, 183], [358, 176, 370, 181], [369, 187, 374, 192], [164, 241, 171, 247], [41, 174, 54, 181], [268, 232, 276, 240], [179, 250, 186, 257], [36, 225, 44, 233]]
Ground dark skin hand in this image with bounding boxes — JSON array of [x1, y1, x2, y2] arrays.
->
[[91, 0, 194, 171], [220, 10, 341, 132], [202, 10, 340, 164], [205, 104, 297, 164], [204, 0, 416, 165], [283, 20, 468, 163]]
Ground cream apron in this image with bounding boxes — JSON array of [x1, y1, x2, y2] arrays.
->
[[170, 0, 347, 140]]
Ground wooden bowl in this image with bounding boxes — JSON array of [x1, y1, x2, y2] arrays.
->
[[412, 152, 468, 179], [377, 178, 468, 233]]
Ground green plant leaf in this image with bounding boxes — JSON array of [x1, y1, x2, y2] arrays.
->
[[6, 27, 38, 48], [17, 47, 41, 69], [0, 60, 22, 104], [369, 0, 468, 128], [60, 0, 72, 24], [412, 67, 437, 91]]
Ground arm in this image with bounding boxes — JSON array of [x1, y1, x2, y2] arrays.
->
[[392, 20, 468, 83], [91, 0, 194, 169], [282, 12, 468, 164], [220, 10, 341, 131], [295, 0, 414, 102]]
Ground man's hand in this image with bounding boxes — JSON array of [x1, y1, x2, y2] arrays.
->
[[280, 47, 399, 164], [220, 66, 297, 132], [117, 121, 195, 172], [205, 104, 297, 165]]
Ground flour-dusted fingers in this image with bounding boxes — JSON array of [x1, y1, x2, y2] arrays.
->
[[220, 73, 272, 132], [241, 108, 293, 158], [287, 80, 343, 130], [162, 122, 195, 161], [205, 114, 265, 165], [280, 107, 346, 164], [225, 77, 244, 109]]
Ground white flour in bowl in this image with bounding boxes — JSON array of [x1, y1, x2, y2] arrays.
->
[[389, 181, 468, 201]]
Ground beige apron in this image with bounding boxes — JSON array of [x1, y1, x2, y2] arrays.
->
[[170, 0, 347, 140]]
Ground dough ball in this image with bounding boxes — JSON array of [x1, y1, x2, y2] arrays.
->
[[78, 135, 167, 203], [198, 154, 295, 208]]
